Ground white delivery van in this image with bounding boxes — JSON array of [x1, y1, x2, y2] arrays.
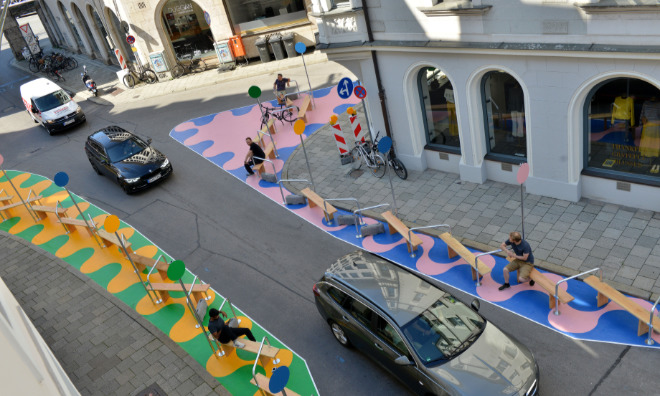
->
[[20, 78, 85, 135]]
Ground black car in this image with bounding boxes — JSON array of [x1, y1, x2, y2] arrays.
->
[[84, 126, 173, 193]]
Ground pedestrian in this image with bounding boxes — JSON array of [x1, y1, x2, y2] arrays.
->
[[498, 231, 535, 291], [244, 137, 266, 176], [273, 73, 290, 106], [207, 308, 256, 348]]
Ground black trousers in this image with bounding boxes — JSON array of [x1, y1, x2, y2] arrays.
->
[[229, 327, 256, 342], [244, 159, 263, 175]]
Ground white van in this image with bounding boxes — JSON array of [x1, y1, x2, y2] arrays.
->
[[20, 78, 85, 135]]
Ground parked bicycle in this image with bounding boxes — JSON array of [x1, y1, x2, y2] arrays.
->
[[259, 104, 297, 129], [123, 65, 157, 88], [374, 132, 408, 180], [350, 138, 386, 178], [171, 56, 206, 78]]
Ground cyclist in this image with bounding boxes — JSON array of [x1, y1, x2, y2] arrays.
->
[[273, 73, 290, 107]]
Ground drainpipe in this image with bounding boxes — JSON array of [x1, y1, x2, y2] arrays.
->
[[360, 0, 392, 139]]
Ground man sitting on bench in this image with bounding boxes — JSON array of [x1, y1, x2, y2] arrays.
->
[[208, 308, 256, 348], [244, 137, 266, 177], [499, 231, 535, 291]]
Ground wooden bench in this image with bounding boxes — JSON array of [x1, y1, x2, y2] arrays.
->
[[440, 232, 490, 280], [0, 195, 43, 218], [96, 227, 132, 254], [59, 217, 96, 237], [128, 253, 169, 280], [285, 97, 294, 108], [528, 268, 574, 309], [219, 338, 280, 368], [0, 194, 13, 204], [250, 373, 300, 396], [381, 211, 423, 253], [264, 118, 275, 135], [297, 95, 312, 123], [264, 142, 275, 160], [149, 282, 210, 305], [301, 188, 337, 222], [584, 275, 660, 336], [31, 204, 68, 220]]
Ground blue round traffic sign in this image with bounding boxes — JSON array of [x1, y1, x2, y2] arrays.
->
[[354, 85, 367, 99], [295, 42, 306, 54], [204, 11, 210, 26], [378, 136, 392, 154], [337, 78, 353, 99], [268, 366, 290, 394], [54, 171, 69, 187]]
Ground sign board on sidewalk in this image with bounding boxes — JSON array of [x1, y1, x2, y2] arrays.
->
[[214, 41, 234, 64], [149, 52, 168, 73], [19, 23, 40, 55]]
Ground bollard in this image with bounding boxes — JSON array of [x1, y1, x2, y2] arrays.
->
[[336, 214, 357, 225], [261, 172, 278, 183], [361, 223, 385, 237], [285, 194, 306, 205]]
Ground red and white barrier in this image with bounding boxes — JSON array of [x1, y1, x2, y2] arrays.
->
[[114, 48, 127, 70], [329, 115, 349, 156], [347, 107, 365, 143]]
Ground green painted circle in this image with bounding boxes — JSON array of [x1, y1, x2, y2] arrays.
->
[[168, 260, 186, 281], [248, 86, 262, 98]]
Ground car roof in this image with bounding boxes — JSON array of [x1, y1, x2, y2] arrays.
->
[[89, 126, 135, 146], [325, 250, 447, 326], [20, 78, 62, 99]]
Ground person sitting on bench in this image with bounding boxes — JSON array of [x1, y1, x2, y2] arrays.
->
[[273, 73, 290, 107], [498, 231, 535, 291], [244, 137, 266, 177], [208, 308, 256, 348]]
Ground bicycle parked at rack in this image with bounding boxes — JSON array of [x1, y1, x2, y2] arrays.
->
[[374, 131, 408, 180], [122, 64, 157, 88], [350, 138, 386, 178], [171, 56, 206, 78], [259, 104, 297, 129]]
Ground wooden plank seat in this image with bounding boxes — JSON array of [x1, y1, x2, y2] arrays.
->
[[264, 118, 275, 135], [440, 232, 490, 279], [381, 210, 423, 253], [31, 204, 68, 220], [128, 253, 169, 280], [149, 282, 210, 304], [301, 188, 337, 221], [219, 338, 280, 367], [297, 95, 312, 123], [584, 275, 660, 336], [252, 143, 276, 177], [0, 194, 13, 203], [96, 227, 132, 254], [529, 268, 574, 309], [285, 97, 294, 108], [0, 195, 43, 217], [264, 142, 275, 160], [250, 373, 300, 396], [59, 217, 95, 236]]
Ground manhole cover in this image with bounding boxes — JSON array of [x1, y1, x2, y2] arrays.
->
[[349, 170, 363, 179], [136, 382, 167, 396]]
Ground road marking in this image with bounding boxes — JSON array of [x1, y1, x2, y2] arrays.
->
[[0, 75, 30, 88]]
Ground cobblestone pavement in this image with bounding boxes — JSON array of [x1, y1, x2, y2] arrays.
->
[[283, 104, 660, 302], [0, 231, 230, 396]]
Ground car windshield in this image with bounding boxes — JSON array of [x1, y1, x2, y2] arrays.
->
[[106, 137, 148, 162], [401, 295, 485, 365], [34, 90, 71, 112]]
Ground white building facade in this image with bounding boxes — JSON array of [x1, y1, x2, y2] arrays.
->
[[311, 0, 660, 211]]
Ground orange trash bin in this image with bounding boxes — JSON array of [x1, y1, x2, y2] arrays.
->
[[229, 35, 246, 58]]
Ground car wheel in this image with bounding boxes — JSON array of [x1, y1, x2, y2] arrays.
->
[[330, 321, 351, 347], [118, 179, 131, 194], [46, 127, 54, 136]]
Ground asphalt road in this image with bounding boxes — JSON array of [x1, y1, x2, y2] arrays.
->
[[1, 19, 658, 396]]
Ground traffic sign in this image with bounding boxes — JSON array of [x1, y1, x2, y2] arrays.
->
[[126, 35, 135, 45], [517, 163, 529, 184], [204, 11, 210, 26], [378, 136, 392, 154], [354, 85, 367, 99], [337, 78, 353, 99]]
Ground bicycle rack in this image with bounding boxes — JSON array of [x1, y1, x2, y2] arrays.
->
[[323, 197, 361, 226], [256, 129, 279, 158], [474, 249, 502, 287], [408, 224, 452, 258], [278, 179, 312, 205], [647, 294, 660, 345], [553, 267, 601, 316], [352, 203, 390, 238]]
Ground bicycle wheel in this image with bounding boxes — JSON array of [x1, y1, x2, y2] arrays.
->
[[192, 59, 206, 73], [123, 74, 136, 89], [28, 59, 40, 73], [370, 153, 386, 178], [350, 147, 362, 170], [391, 158, 408, 180], [171, 64, 184, 79], [65, 57, 77, 70], [142, 70, 157, 84], [282, 107, 297, 124]]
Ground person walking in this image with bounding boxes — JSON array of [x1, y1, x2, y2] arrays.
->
[[273, 73, 290, 106], [498, 231, 535, 291], [207, 308, 256, 348], [244, 137, 266, 176]]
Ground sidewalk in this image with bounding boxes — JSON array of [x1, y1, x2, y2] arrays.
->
[[0, 231, 229, 396]]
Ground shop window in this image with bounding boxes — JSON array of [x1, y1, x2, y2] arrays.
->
[[418, 67, 460, 152], [584, 78, 660, 183], [226, 0, 307, 34], [481, 71, 527, 160], [162, 0, 214, 60]]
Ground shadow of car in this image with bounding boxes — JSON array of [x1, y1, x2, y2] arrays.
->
[[314, 250, 539, 396], [84, 126, 173, 194]]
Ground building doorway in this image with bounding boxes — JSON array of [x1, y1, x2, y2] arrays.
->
[[160, 0, 214, 60]]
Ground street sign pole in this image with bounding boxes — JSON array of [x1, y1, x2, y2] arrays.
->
[[377, 137, 398, 216], [295, 42, 315, 109], [517, 163, 530, 239], [294, 119, 315, 191]]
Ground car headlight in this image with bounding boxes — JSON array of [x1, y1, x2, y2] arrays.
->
[[76, 106, 83, 114], [46, 119, 55, 124], [124, 177, 140, 183], [160, 158, 170, 169]]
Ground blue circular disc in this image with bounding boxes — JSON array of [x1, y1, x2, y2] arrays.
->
[[54, 171, 69, 187], [378, 136, 392, 154], [295, 42, 306, 54], [268, 366, 290, 394], [337, 78, 353, 99]]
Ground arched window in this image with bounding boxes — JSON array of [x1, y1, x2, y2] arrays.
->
[[161, 0, 214, 60], [583, 78, 660, 184], [481, 71, 527, 160], [418, 67, 460, 151]]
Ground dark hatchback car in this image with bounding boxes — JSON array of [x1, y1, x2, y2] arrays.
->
[[84, 126, 173, 193], [314, 251, 539, 396]]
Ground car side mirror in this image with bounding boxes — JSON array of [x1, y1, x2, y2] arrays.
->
[[394, 356, 414, 366], [471, 299, 480, 312]]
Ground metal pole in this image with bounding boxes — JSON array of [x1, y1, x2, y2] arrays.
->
[[553, 267, 601, 316], [385, 151, 398, 216], [646, 294, 660, 345], [115, 230, 156, 305], [0, 168, 39, 222], [474, 249, 502, 287], [300, 52, 315, 109], [520, 183, 525, 240], [0, 0, 12, 46], [298, 135, 315, 191]]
